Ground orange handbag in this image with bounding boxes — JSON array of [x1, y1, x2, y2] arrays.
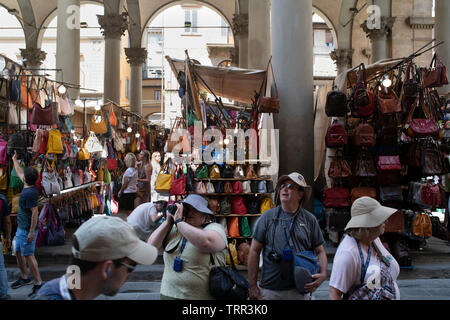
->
[[20, 72, 33, 109], [109, 104, 117, 126]]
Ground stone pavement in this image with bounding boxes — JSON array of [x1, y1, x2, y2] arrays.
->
[[6, 279, 450, 300]]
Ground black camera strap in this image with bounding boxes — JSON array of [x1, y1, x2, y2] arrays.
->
[[270, 206, 299, 254]]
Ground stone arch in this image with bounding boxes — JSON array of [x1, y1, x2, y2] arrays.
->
[[312, 5, 338, 48], [0, 3, 26, 38], [140, 0, 234, 48]]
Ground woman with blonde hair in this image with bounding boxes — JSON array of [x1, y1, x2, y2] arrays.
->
[[150, 152, 161, 202], [329, 197, 400, 300], [118, 153, 138, 215], [135, 150, 152, 206]]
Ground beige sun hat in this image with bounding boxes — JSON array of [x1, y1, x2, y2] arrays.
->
[[345, 196, 398, 231], [276, 172, 312, 203]]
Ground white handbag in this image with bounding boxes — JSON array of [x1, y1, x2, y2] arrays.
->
[[234, 165, 245, 178], [64, 167, 73, 189], [85, 132, 103, 153], [101, 141, 108, 159], [84, 168, 92, 184], [42, 161, 61, 196], [206, 181, 215, 193], [242, 181, 251, 193], [8, 102, 18, 125], [112, 128, 124, 152]]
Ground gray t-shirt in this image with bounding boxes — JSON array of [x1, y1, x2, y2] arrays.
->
[[253, 205, 325, 290], [126, 202, 158, 241]]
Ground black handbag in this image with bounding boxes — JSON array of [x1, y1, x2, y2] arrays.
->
[[246, 197, 260, 214], [45, 205, 65, 246], [7, 133, 26, 158], [213, 181, 224, 193], [250, 180, 259, 193], [209, 247, 249, 300], [325, 90, 348, 117], [185, 166, 195, 192], [379, 185, 403, 203], [265, 180, 274, 193], [222, 165, 234, 178]]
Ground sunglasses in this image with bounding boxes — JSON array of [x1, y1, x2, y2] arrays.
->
[[280, 183, 304, 192], [120, 262, 137, 273]]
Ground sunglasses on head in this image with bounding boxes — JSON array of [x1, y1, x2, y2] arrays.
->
[[280, 183, 304, 191]]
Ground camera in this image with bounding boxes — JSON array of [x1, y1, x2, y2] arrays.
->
[[268, 251, 282, 263], [167, 204, 178, 215]]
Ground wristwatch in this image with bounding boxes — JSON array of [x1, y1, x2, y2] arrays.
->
[[174, 218, 184, 226]]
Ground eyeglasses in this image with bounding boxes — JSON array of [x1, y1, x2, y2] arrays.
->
[[120, 262, 137, 273], [280, 183, 303, 191]]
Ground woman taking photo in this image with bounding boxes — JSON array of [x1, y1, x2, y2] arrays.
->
[[329, 197, 401, 300], [136, 150, 152, 206], [148, 194, 227, 300], [118, 153, 138, 215]]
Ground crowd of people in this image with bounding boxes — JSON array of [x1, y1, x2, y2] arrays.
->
[[0, 148, 404, 300]]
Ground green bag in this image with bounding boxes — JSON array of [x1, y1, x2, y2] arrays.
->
[[194, 164, 209, 179], [239, 217, 252, 237], [103, 162, 111, 184], [188, 108, 200, 127], [220, 198, 232, 215], [10, 167, 24, 190]]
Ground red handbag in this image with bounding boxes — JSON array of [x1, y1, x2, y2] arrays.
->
[[39, 130, 49, 155], [406, 96, 437, 138], [377, 88, 401, 114], [354, 123, 375, 147], [107, 158, 118, 171], [377, 155, 402, 171], [420, 184, 442, 206], [231, 196, 247, 215], [232, 181, 243, 194], [170, 165, 186, 196], [350, 64, 374, 117], [324, 187, 350, 208], [421, 53, 449, 88], [326, 120, 348, 148]]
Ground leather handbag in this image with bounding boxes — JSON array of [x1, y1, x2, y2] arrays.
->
[[155, 159, 173, 193], [257, 59, 280, 114], [245, 164, 258, 179], [406, 96, 438, 138], [42, 160, 61, 196], [421, 143, 444, 176], [246, 197, 260, 214], [90, 109, 108, 134], [85, 132, 103, 153], [326, 208, 351, 231], [7, 133, 26, 158], [109, 105, 117, 126], [377, 155, 402, 171], [419, 183, 441, 206], [351, 187, 377, 203], [194, 164, 209, 179], [232, 181, 242, 194], [404, 63, 419, 99], [205, 181, 215, 193], [377, 88, 401, 114], [421, 53, 449, 88], [209, 164, 221, 179], [47, 129, 63, 154], [0, 138, 7, 165], [231, 196, 247, 215], [257, 180, 267, 193], [354, 123, 375, 147], [46, 205, 65, 246], [63, 167, 73, 189], [0, 168, 7, 190], [239, 217, 252, 237], [324, 187, 350, 208], [208, 198, 220, 215], [350, 64, 374, 117], [325, 89, 348, 117], [242, 181, 251, 193], [58, 90, 72, 116], [412, 213, 433, 238], [326, 120, 348, 148], [194, 181, 206, 194], [328, 152, 352, 178], [224, 181, 233, 194], [20, 73, 33, 109], [266, 180, 274, 193], [233, 165, 245, 178], [170, 165, 186, 196], [379, 185, 403, 202], [213, 181, 224, 193], [237, 241, 251, 266], [78, 140, 90, 160], [378, 126, 398, 146], [250, 180, 259, 193], [260, 197, 274, 213], [220, 198, 232, 215], [222, 165, 234, 178], [31, 96, 54, 125]]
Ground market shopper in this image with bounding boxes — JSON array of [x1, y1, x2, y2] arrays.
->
[[150, 152, 161, 202], [247, 172, 327, 300], [127, 201, 166, 242], [32, 216, 158, 300], [148, 194, 227, 300], [0, 193, 11, 300], [10, 151, 43, 297], [118, 153, 138, 215], [135, 150, 152, 206], [329, 197, 400, 300]]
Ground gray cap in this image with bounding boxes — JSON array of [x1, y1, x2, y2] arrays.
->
[[182, 194, 213, 216]]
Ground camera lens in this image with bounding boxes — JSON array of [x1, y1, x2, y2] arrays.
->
[[167, 204, 177, 215]]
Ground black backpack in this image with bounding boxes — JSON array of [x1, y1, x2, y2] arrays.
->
[[325, 90, 348, 117], [221, 165, 234, 178], [7, 133, 26, 157]]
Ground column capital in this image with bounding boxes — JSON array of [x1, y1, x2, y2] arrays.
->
[[20, 48, 47, 67], [125, 47, 147, 66], [330, 48, 354, 69], [361, 16, 396, 41], [232, 13, 249, 36], [97, 13, 128, 39]]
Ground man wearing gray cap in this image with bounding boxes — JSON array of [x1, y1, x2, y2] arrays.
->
[[31, 216, 158, 300], [148, 194, 227, 300], [248, 172, 328, 300]]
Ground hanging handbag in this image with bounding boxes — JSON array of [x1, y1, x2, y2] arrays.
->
[[245, 164, 258, 179], [170, 165, 186, 195], [0, 168, 7, 190], [257, 59, 280, 114], [326, 120, 348, 148], [379, 185, 404, 203], [42, 160, 61, 196], [58, 90, 72, 115], [7, 133, 26, 158], [0, 138, 7, 165], [109, 104, 117, 126], [45, 205, 65, 246], [31, 84, 55, 125], [328, 151, 352, 178], [403, 63, 419, 99], [7, 101, 19, 125], [405, 96, 438, 138], [63, 166, 73, 189], [419, 183, 441, 206], [78, 140, 90, 160], [421, 142, 444, 176], [20, 72, 33, 110], [378, 126, 398, 146], [325, 89, 348, 117], [324, 187, 350, 208], [28, 77, 40, 106], [354, 123, 376, 147], [412, 213, 432, 238], [209, 245, 249, 300], [47, 129, 63, 154], [377, 155, 402, 171], [9, 65, 20, 102], [231, 196, 247, 215], [85, 132, 103, 153], [351, 186, 377, 203], [350, 64, 374, 117], [377, 87, 402, 114], [421, 53, 449, 88], [90, 109, 108, 134]]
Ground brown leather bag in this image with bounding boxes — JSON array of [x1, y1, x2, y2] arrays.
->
[[353, 151, 377, 177], [208, 198, 220, 215], [257, 58, 280, 114], [354, 123, 375, 146], [377, 88, 401, 114], [328, 151, 352, 178], [224, 181, 233, 194], [421, 53, 449, 88], [421, 142, 444, 176], [245, 164, 258, 179], [351, 186, 377, 203], [237, 241, 251, 266], [412, 213, 433, 238]]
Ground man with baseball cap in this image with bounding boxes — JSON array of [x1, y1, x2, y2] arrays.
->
[[31, 216, 158, 300], [248, 172, 327, 300]]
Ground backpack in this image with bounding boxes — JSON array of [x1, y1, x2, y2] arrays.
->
[[325, 90, 348, 117], [354, 123, 375, 147], [326, 120, 348, 148]]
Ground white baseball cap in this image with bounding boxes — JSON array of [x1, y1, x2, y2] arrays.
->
[[276, 172, 312, 202], [72, 216, 158, 265], [345, 197, 397, 231]]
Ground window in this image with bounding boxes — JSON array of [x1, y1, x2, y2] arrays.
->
[[155, 90, 161, 101], [184, 9, 198, 33], [221, 18, 227, 38]]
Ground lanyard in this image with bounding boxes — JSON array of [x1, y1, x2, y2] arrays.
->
[[178, 237, 187, 257], [356, 239, 372, 285], [283, 213, 298, 250]]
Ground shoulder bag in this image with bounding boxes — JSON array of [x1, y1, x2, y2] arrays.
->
[[155, 159, 173, 193], [257, 58, 280, 114], [90, 109, 108, 134]]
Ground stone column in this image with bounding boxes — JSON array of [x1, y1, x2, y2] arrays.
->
[[98, 13, 128, 106], [56, 0, 80, 98], [248, 0, 271, 70], [125, 48, 147, 116], [232, 11, 249, 68], [361, 16, 396, 63], [330, 48, 354, 75], [271, 0, 314, 198], [435, 0, 450, 97], [20, 48, 47, 74]]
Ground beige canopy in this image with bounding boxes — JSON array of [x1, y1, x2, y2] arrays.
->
[[166, 56, 267, 105]]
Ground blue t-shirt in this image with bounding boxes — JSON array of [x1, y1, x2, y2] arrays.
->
[[17, 186, 39, 231], [0, 194, 10, 233]]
